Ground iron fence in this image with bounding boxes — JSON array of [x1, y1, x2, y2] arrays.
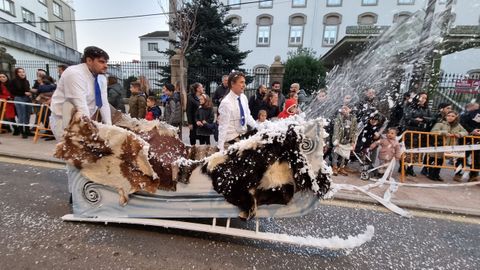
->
[[12, 60, 270, 99], [405, 73, 480, 112], [11, 60, 480, 111]]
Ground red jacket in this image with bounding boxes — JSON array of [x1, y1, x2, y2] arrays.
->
[[278, 98, 297, 119], [0, 83, 16, 119]]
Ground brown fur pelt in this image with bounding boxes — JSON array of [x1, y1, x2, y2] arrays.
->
[[140, 127, 188, 190], [55, 112, 159, 205]]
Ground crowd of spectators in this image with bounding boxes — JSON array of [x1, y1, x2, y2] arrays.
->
[[2, 66, 479, 183]]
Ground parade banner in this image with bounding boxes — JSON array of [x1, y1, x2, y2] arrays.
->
[[454, 79, 480, 94]]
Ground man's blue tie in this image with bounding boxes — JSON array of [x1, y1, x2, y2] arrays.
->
[[237, 96, 245, 126], [94, 75, 102, 108]]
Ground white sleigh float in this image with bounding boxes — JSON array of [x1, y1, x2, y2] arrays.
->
[[58, 111, 374, 250]]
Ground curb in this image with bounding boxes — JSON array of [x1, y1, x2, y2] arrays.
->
[[333, 192, 480, 218], [0, 152, 65, 165], [1, 152, 478, 218]]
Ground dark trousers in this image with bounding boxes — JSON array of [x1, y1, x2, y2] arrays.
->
[[471, 150, 480, 177], [189, 126, 197, 145], [197, 135, 210, 145], [427, 156, 444, 178]]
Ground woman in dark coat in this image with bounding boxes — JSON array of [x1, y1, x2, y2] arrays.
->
[[400, 92, 434, 176], [195, 94, 215, 145], [186, 83, 203, 145], [262, 91, 280, 120], [10, 68, 33, 138]]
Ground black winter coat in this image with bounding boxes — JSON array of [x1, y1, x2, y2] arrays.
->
[[186, 93, 200, 125], [195, 106, 215, 136], [355, 122, 380, 153], [400, 104, 433, 132], [263, 103, 280, 119], [10, 78, 31, 97], [460, 109, 480, 133], [248, 91, 266, 120], [212, 85, 228, 106]]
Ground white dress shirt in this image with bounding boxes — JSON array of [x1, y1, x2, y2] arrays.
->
[[217, 91, 256, 151], [51, 63, 112, 125]]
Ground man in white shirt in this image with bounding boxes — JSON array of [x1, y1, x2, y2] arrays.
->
[[217, 71, 257, 151], [50, 46, 112, 140], [50, 46, 112, 204]]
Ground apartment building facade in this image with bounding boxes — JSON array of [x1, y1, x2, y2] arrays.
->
[[0, 0, 80, 63], [222, 0, 480, 74]]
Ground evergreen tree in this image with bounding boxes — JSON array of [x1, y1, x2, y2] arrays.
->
[[283, 48, 326, 96], [158, 0, 250, 94]]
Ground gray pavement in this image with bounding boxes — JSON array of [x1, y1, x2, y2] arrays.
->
[[2, 162, 479, 269], [1, 128, 479, 217]]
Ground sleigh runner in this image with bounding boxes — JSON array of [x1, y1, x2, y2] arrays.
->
[[57, 111, 374, 249]]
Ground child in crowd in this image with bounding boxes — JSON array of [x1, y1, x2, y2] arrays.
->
[[355, 114, 382, 178], [277, 98, 298, 119], [145, 96, 162, 121], [428, 111, 467, 181], [128, 81, 146, 119], [332, 105, 357, 176], [256, 109, 269, 129], [369, 128, 402, 176], [257, 110, 268, 124], [195, 94, 215, 145]]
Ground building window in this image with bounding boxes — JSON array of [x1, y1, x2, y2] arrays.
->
[[148, 61, 159, 69], [326, 0, 342, 7], [292, 0, 306, 7], [53, 1, 63, 19], [358, 13, 377, 25], [256, 14, 273, 47], [289, 26, 303, 45], [40, 17, 49, 33], [362, 0, 377, 5], [38, 0, 47, 6], [323, 25, 338, 46], [259, 0, 272, 8], [0, 0, 15, 16], [398, 0, 414, 5], [55, 27, 65, 43], [393, 12, 412, 23], [21, 8, 35, 26], [323, 13, 341, 46], [147, 43, 159, 51], [228, 0, 240, 9], [289, 14, 306, 46], [257, 26, 270, 46]]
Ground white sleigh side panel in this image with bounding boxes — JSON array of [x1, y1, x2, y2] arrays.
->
[[69, 166, 320, 219]]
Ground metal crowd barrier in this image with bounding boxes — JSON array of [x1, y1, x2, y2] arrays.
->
[[401, 130, 480, 182], [0, 98, 54, 143]]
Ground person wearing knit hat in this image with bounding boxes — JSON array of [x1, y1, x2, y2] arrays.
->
[[432, 102, 452, 128], [277, 98, 298, 119]]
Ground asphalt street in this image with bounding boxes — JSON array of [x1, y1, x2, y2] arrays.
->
[[0, 158, 479, 270]]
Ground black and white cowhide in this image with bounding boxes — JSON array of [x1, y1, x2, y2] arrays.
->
[[195, 118, 331, 220]]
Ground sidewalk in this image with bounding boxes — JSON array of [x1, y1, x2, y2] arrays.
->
[[1, 130, 479, 217]]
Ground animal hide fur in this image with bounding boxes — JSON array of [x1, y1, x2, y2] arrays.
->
[[200, 124, 331, 219], [55, 113, 159, 205]]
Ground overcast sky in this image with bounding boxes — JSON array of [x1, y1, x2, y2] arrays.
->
[[73, 0, 169, 61]]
